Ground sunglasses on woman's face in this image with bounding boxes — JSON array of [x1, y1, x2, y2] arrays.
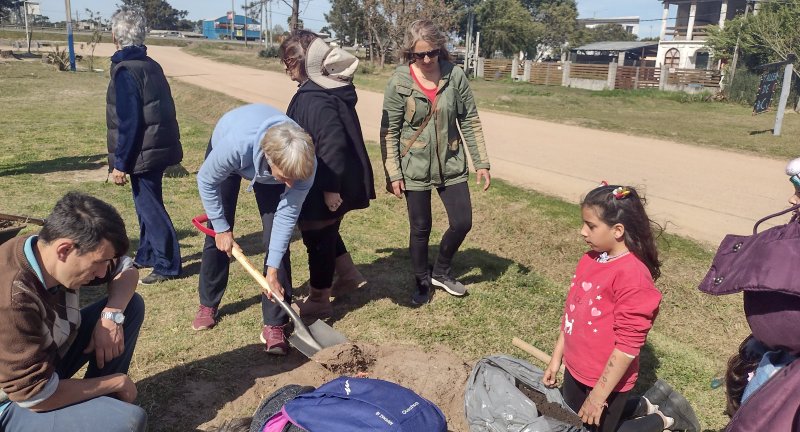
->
[[412, 49, 440, 60]]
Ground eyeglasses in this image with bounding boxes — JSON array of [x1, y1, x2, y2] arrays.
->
[[411, 49, 440, 60]]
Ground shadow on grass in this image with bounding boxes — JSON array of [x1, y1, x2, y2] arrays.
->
[[0, 153, 106, 176], [136, 344, 310, 431], [632, 342, 661, 395], [327, 246, 528, 321]]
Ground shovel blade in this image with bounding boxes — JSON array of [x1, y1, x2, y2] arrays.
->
[[288, 319, 349, 358]]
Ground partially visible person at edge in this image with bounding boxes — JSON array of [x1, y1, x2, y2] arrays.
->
[[0, 192, 146, 431], [716, 157, 800, 431], [380, 19, 491, 306], [279, 31, 375, 320], [107, 8, 183, 285], [192, 103, 316, 356], [542, 185, 678, 432]]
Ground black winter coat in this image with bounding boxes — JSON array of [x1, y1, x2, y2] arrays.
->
[[287, 81, 375, 221]]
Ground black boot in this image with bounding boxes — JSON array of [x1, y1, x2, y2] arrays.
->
[[411, 273, 431, 306], [646, 380, 701, 431], [642, 379, 673, 407]]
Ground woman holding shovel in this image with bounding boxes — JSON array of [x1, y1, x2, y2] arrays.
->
[[192, 104, 316, 356]]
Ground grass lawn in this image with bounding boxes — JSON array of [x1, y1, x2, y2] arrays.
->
[[0, 59, 751, 431], [0, 28, 193, 47], [182, 42, 800, 161]]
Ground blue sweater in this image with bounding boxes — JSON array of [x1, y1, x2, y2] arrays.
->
[[197, 104, 316, 269]]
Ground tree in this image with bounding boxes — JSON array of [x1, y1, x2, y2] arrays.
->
[[476, 0, 541, 57], [0, 0, 15, 21], [366, 0, 456, 67], [286, 15, 303, 30], [83, 9, 107, 71], [118, 0, 188, 30], [707, 0, 800, 108], [707, 0, 800, 70], [535, 0, 578, 59], [572, 24, 638, 47], [325, 0, 366, 45]]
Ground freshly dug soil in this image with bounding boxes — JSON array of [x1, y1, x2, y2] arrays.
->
[[196, 342, 473, 432], [517, 380, 583, 428]]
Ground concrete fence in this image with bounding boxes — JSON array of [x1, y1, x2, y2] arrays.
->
[[478, 58, 723, 93]]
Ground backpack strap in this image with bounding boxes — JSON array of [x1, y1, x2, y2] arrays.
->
[[400, 96, 439, 158], [753, 203, 800, 234]]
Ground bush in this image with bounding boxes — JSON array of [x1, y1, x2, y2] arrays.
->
[[724, 68, 761, 105], [359, 61, 377, 75], [259, 46, 279, 58]]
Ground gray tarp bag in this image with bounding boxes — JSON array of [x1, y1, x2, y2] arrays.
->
[[465, 355, 587, 432]]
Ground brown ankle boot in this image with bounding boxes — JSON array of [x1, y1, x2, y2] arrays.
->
[[331, 253, 367, 297], [297, 286, 333, 320]]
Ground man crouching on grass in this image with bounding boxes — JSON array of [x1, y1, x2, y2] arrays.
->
[[0, 192, 146, 431]]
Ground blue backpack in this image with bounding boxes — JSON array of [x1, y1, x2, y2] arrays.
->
[[281, 377, 447, 432]]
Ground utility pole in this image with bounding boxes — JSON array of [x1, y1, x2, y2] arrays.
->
[[261, 0, 266, 48], [230, 0, 234, 40], [64, 0, 76, 71], [464, 9, 473, 72], [23, 1, 30, 54], [243, 2, 248, 47], [774, 54, 796, 137], [290, 0, 299, 31]]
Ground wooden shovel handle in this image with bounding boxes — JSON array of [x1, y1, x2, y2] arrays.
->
[[191, 214, 277, 298], [230, 248, 278, 298], [0, 213, 45, 226], [512, 337, 565, 374]]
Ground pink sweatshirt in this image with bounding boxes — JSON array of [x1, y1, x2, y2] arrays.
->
[[561, 252, 662, 392]]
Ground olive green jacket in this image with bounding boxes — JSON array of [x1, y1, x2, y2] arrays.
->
[[380, 61, 490, 191]]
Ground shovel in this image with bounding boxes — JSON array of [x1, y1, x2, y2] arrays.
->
[[512, 336, 565, 374], [0, 212, 46, 226], [192, 214, 348, 358]]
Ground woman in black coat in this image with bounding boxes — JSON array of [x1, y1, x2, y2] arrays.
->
[[280, 32, 375, 319]]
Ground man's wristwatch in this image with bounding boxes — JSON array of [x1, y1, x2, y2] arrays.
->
[[101, 310, 125, 325]]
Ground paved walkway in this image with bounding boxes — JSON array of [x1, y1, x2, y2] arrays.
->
[[80, 43, 794, 245]]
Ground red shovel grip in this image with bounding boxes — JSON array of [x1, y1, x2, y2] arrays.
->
[[191, 214, 217, 237]]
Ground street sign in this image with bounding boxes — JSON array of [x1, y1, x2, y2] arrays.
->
[[753, 69, 780, 115]]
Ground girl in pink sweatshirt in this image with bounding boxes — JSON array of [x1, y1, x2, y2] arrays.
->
[[543, 184, 671, 432]]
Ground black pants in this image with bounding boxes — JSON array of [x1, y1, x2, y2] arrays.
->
[[561, 369, 664, 432], [300, 221, 347, 289], [405, 181, 473, 280], [197, 144, 292, 326]]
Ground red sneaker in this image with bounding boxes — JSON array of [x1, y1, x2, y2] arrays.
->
[[191, 305, 218, 330], [260, 324, 289, 356]]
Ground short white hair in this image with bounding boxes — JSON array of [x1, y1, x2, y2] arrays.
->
[[261, 122, 315, 181], [111, 9, 146, 48]]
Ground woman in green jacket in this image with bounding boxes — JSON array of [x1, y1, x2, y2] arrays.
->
[[380, 19, 491, 305]]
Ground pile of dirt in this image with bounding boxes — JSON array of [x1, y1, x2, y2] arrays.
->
[[517, 380, 583, 427], [197, 342, 473, 431]]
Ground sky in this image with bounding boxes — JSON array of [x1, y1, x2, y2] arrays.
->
[[31, 0, 667, 37]]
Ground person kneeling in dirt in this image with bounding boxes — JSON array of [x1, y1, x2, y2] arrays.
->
[[193, 104, 316, 356], [0, 192, 146, 431]]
